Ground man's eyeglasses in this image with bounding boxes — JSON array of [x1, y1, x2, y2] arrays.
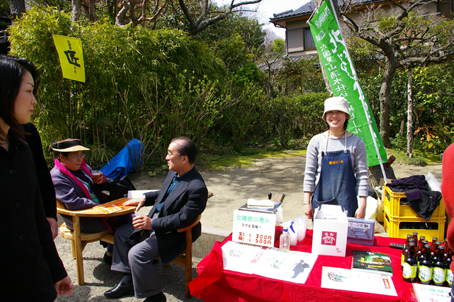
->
[[166, 150, 185, 159]]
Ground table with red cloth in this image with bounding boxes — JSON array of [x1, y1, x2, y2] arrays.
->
[[188, 229, 418, 302]]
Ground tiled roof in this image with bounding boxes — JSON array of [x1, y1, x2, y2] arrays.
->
[[270, 0, 386, 20]]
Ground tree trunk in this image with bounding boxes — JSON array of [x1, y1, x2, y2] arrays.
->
[[116, 0, 129, 25], [368, 165, 396, 189], [89, 0, 97, 22], [400, 115, 406, 136], [406, 67, 414, 158], [379, 58, 397, 148], [9, 0, 26, 18], [71, 0, 81, 22]]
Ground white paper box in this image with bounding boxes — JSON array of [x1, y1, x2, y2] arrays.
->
[[312, 204, 348, 257]]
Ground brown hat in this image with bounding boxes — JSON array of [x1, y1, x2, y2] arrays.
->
[[51, 139, 90, 152]]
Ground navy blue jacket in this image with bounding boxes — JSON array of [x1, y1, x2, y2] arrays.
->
[[131, 168, 208, 263]]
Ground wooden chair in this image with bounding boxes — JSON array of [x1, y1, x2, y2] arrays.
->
[[56, 199, 114, 285], [166, 214, 202, 299]]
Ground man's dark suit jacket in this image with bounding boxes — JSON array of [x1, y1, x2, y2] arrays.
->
[[131, 167, 208, 263]]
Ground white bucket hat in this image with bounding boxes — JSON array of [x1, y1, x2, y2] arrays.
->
[[322, 97, 351, 120]]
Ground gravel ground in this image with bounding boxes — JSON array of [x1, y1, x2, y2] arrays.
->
[[55, 155, 443, 301]]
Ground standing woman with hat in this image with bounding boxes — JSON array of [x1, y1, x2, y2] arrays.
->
[[50, 139, 131, 263], [303, 96, 368, 219], [0, 55, 74, 300]]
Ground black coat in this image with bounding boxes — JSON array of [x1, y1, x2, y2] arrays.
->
[[132, 168, 208, 263], [0, 133, 67, 301], [22, 123, 57, 220]]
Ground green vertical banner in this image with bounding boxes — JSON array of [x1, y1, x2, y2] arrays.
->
[[308, 0, 387, 167]]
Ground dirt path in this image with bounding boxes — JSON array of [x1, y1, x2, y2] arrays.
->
[[130, 155, 443, 232]]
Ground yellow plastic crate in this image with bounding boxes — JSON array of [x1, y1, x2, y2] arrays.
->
[[383, 209, 446, 239], [383, 185, 445, 219]]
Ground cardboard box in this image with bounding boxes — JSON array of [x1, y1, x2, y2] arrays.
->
[[312, 205, 348, 257], [347, 217, 375, 246]]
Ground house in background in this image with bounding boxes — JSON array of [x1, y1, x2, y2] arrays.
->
[[270, 0, 453, 58]]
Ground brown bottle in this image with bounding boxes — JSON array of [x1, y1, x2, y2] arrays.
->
[[433, 247, 446, 286], [403, 242, 417, 282], [418, 244, 432, 285]]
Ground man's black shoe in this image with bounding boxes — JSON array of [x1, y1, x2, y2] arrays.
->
[[104, 281, 134, 299], [144, 292, 166, 302], [103, 252, 112, 265]]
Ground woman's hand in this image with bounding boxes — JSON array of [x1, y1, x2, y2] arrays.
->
[[54, 276, 74, 296], [123, 195, 146, 211], [354, 196, 367, 218], [96, 172, 106, 184], [304, 204, 314, 219], [303, 192, 314, 219], [47, 217, 59, 239]]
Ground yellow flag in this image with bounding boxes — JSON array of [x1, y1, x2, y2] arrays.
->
[[52, 35, 85, 82]]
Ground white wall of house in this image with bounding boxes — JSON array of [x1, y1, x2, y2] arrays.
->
[[284, 2, 442, 57]]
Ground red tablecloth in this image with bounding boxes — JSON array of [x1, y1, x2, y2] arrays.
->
[[189, 229, 419, 302]]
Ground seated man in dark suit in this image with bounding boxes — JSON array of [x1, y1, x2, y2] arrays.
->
[[104, 137, 208, 302]]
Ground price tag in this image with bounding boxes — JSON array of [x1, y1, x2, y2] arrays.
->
[[232, 210, 276, 247]]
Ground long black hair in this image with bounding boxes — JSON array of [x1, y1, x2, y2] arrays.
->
[[0, 55, 39, 140]]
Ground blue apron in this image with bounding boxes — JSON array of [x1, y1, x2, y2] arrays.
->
[[312, 134, 358, 217]]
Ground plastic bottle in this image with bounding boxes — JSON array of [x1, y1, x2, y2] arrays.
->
[[403, 242, 417, 282], [296, 215, 307, 242], [280, 227, 290, 252], [289, 221, 298, 246]]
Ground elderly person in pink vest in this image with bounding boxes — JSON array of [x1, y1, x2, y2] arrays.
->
[[51, 138, 131, 264]]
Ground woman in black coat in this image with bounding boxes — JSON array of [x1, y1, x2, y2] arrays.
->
[[0, 55, 74, 301]]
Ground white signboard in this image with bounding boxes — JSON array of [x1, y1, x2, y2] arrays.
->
[[232, 210, 276, 247], [321, 266, 397, 296], [222, 241, 317, 284]]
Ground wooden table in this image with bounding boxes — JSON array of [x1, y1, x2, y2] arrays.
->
[[57, 198, 136, 285]]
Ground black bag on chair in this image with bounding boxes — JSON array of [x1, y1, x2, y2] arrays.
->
[[106, 175, 136, 200]]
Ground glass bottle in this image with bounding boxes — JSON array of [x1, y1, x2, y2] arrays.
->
[[418, 244, 432, 285], [403, 242, 417, 282], [445, 246, 453, 287], [433, 247, 446, 286], [416, 238, 425, 259], [402, 238, 415, 266], [431, 237, 439, 255], [279, 227, 290, 252]]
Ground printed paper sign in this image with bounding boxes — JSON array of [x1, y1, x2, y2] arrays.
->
[[321, 231, 337, 246], [52, 35, 85, 82], [321, 266, 397, 296], [232, 210, 276, 247]]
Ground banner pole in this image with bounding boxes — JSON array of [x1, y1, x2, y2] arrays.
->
[[328, 0, 388, 183]]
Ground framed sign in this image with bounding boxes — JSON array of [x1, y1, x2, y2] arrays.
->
[[232, 210, 276, 247]]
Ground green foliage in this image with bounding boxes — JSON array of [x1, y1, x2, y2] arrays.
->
[[273, 56, 326, 96], [271, 39, 285, 56], [8, 6, 226, 167], [266, 92, 328, 148], [197, 12, 265, 59], [0, 0, 9, 29], [386, 148, 428, 166], [218, 80, 267, 152]]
